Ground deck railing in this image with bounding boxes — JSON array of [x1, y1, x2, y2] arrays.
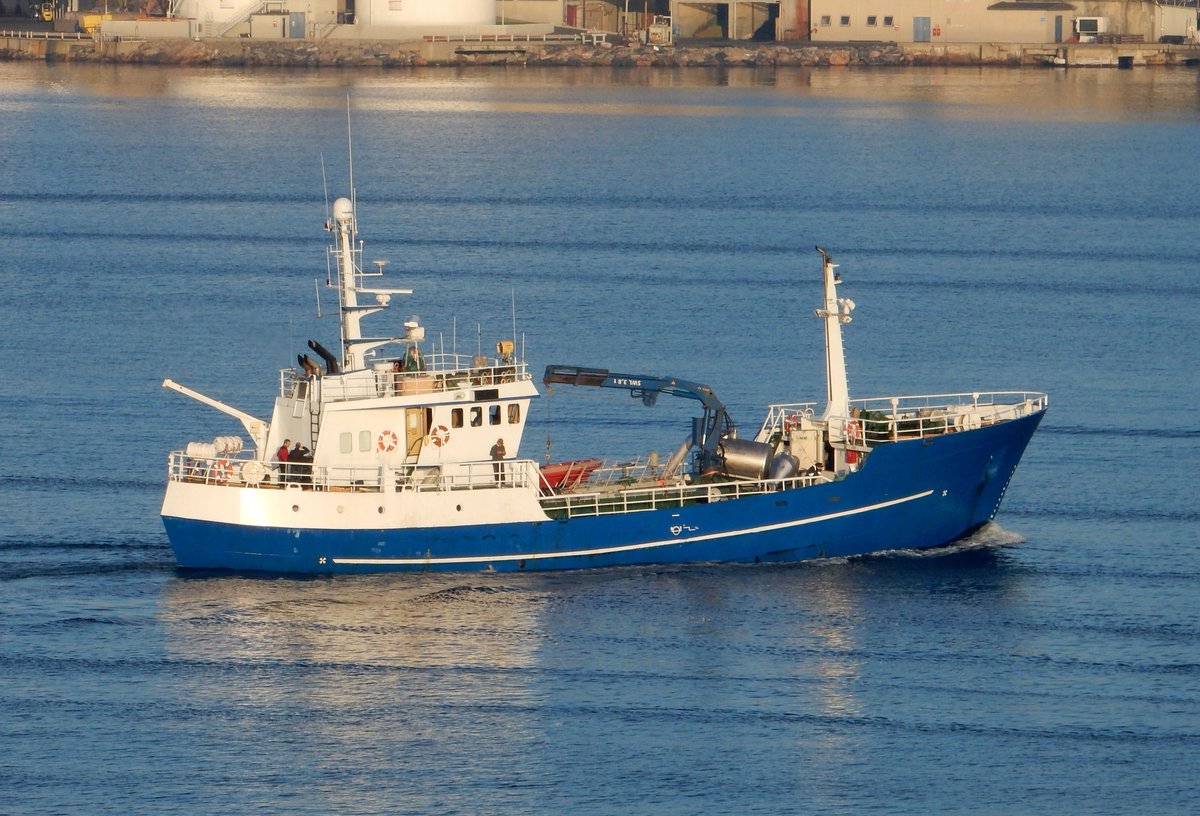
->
[[280, 357, 531, 401], [167, 452, 538, 492], [759, 391, 1048, 447], [540, 472, 826, 520]]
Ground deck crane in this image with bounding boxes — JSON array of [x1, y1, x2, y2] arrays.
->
[[543, 365, 738, 476]]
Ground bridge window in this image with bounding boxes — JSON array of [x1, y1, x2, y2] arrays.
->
[[340, 432, 352, 454], [470, 407, 482, 427], [489, 405, 501, 425], [508, 404, 520, 424], [358, 430, 372, 452], [451, 408, 463, 429]]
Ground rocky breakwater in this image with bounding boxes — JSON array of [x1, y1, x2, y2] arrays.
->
[[2, 36, 1037, 68]]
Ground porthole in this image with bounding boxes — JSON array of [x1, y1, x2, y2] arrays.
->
[[292, 504, 299, 512]]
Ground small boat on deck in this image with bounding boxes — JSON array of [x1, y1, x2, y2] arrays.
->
[[160, 190, 1047, 574]]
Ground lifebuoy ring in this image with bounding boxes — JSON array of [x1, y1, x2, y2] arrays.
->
[[784, 414, 801, 432], [212, 459, 235, 483], [429, 425, 450, 447], [378, 430, 399, 452], [846, 420, 862, 445]]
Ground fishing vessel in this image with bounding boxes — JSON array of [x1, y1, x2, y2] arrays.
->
[[161, 192, 1047, 574]]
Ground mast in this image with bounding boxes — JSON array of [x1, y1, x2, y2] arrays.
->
[[814, 247, 854, 421], [326, 196, 411, 372]]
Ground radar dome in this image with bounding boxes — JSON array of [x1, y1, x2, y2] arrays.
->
[[332, 197, 353, 222]]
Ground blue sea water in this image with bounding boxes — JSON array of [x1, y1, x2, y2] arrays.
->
[[1, 63, 1198, 815]]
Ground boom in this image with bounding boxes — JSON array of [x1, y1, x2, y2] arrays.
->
[[543, 365, 734, 468]]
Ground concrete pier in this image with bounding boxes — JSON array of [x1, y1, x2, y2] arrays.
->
[[2, 30, 1198, 69]]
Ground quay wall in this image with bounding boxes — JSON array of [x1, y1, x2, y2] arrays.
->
[[2, 34, 1198, 68]]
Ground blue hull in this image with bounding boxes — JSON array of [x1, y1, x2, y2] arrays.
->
[[163, 411, 1044, 574]]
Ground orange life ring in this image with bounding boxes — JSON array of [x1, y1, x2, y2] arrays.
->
[[846, 420, 862, 445], [429, 425, 450, 447], [212, 459, 235, 483], [784, 414, 801, 432], [378, 430, 399, 452]]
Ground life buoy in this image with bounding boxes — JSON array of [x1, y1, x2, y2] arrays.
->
[[212, 459, 235, 483], [377, 430, 399, 453], [784, 414, 801, 432], [846, 420, 862, 445], [429, 425, 450, 447]]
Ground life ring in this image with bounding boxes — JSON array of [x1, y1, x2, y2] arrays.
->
[[429, 425, 450, 447], [377, 430, 399, 453], [212, 459, 235, 483], [846, 420, 862, 445], [784, 414, 801, 432]]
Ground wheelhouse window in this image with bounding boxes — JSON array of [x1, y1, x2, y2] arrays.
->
[[340, 432, 352, 454], [470, 407, 482, 427], [489, 405, 501, 425], [451, 408, 463, 429], [358, 430, 372, 452], [507, 404, 521, 424]]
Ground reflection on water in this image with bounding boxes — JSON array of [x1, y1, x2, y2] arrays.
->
[[1, 62, 1197, 123], [160, 573, 550, 720]]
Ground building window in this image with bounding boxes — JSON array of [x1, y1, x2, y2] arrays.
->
[[867, 15, 877, 26], [451, 408, 463, 429], [883, 15, 894, 26], [507, 404, 521, 424], [820, 15, 831, 26]]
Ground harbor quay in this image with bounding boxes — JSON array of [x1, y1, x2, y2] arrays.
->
[[3, 34, 1199, 68]]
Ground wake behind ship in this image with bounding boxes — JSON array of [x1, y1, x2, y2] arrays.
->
[[161, 190, 1046, 573]]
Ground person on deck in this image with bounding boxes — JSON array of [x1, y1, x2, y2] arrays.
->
[[276, 439, 291, 482], [490, 438, 506, 484]]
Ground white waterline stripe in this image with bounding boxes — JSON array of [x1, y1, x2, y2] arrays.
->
[[332, 489, 935, 566]]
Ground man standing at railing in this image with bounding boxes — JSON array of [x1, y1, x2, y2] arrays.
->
[[491, 438, 506, 484], [276, 438, 291, 483]]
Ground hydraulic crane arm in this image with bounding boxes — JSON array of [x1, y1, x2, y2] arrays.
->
[[543, 365, 734, 466]]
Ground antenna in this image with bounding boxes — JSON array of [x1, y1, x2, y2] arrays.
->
[[320, 151, 330, 221], [315, 279, 323, 318], [511, 288, 517, 354], [345, 96, 355, 229]]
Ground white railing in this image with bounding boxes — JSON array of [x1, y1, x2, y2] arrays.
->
[[280, 358, 531, 401], [217, 0, 267, 37], [539, 472, 827, 521], [758, 391, 1048, 447], [167, 452, 539, 493], [423, 32, 601, 44], [0, 29, 92, 40]]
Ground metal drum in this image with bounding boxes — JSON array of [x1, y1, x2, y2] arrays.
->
[[718, 437, 774, 480]]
